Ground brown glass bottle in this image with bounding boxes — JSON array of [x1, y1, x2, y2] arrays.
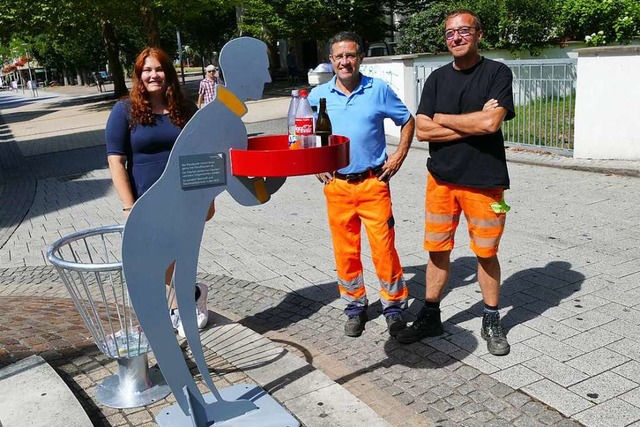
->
[[315, 98, 332, 147]]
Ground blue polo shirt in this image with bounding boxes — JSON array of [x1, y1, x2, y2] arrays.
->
[[309, 74, 411, 174]]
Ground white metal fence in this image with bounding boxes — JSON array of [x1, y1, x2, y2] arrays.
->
[[414, 59, 577, 152]]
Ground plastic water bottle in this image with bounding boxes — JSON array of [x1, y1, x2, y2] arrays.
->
[[295, 89, 316, 149], [287, 90, 300, 149]]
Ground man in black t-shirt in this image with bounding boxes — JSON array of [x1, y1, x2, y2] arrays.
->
[[396, 9, 515, 356]]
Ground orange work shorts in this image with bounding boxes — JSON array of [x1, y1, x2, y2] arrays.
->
[[424, 173, 507, 258]]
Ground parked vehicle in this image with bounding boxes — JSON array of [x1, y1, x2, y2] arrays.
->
[[98, 71, 112, 83], [307, 62, 333, 86], [367, 42, 395, 57]]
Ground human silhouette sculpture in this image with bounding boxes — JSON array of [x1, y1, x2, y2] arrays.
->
[[121, 37, 284, 424]]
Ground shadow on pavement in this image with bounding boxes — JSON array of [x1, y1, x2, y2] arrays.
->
[[47, 95, 116, 109], [238, 281, 341, 336], [0, 94, 57, 110], [385, 258, 585, 368], [0, 109, 58, 125], [16, 128, 105, 159], [495, 260, 586, 333]]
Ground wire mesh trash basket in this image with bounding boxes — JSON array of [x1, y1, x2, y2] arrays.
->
[[47, 224, 170, 408]]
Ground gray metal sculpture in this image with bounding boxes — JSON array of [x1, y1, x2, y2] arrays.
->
[[121, 37, 295, 426]]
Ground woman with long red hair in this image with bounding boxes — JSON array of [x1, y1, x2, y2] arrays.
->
[[105, 46, 211, 338], [107, 47, 194, 200]]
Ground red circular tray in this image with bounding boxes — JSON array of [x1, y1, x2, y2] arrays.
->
[[230, 134, 350, 177]]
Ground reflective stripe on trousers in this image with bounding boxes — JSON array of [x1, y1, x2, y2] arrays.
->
[[324, 176, 408, 313]]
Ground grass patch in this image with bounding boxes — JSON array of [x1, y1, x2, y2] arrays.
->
[[504, 94, 575, 150]]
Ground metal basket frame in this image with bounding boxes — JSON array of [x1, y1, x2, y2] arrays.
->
[[47, 224, 169, 408]]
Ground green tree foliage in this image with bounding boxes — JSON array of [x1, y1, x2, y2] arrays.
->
[[496, 0, 558, 55], [395, 0, 558, 55], [557, 0, 640, 45], [178, 7, 238, 66], [395, 2, 450, 54], [0, 0, 238, 97], [395, 0, 639, 56], [238, 0, 394, 45], [234, 0, 395, 69], [394, 0, 502, 54]]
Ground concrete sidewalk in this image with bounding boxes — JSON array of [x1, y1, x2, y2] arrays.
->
[[1, 82, 640, 426]]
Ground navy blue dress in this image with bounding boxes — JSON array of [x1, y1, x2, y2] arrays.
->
[[105, 100, 184, 199]]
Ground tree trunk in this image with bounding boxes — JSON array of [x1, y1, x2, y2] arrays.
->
[[266, 38, 279, 74], [235, 6, 244, 36], [63, 69, 72, 86], [102, 20, 128, 98], [140, 1, 161, 47]]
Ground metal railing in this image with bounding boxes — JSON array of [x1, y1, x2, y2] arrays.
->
[[414, 58, 577, 152]]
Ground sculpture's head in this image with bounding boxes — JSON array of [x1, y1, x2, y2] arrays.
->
[[219, 37, 272, 101]]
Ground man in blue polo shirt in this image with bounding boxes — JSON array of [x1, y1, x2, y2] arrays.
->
[[309, 31, 415, 338]]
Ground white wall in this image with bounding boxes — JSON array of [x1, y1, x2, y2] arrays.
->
[[573, 46, 640, 160], [361, 55, 417, 138]]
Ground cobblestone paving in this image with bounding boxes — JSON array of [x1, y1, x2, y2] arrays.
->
[[202, 273, 583, 427], [0, 264, 582, 426], [0, 267, 263, 427]]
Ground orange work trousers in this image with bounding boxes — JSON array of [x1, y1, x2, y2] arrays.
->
[[324, 176, 407, 316], [424, 173, 507, 258]]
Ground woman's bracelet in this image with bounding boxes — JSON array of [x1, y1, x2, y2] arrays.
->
[[123, 207, 132, 211]]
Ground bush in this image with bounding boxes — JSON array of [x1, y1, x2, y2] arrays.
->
[[395, 2, 451, 54], [558, 0, 640, 45]]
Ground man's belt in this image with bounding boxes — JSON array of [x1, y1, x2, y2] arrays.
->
[[334, 165, 384, 183]]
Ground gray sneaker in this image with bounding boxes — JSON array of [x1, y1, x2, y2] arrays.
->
[[385, 313, 407, 337], [481, 311, 510, 356], [344, 311, 368, 337]]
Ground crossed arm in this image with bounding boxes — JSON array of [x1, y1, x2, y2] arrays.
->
[[416, 99, 507, 143]]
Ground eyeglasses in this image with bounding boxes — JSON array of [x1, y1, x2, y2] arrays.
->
[[207, 70, 217, 73], [445, 26, 477, 40]]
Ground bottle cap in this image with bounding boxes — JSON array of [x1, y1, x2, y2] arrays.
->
[[291, 89, 299, 96], [299, 89, 308, 97]]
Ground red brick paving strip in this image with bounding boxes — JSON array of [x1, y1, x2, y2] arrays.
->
[[0, 294, 262, 426], [0, 296, 95, 368]]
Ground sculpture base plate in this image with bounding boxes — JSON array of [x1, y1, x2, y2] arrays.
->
[[96, 366, 171, 409], [156, 383, 299, 427]]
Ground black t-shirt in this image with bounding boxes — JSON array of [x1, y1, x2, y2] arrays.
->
[[417, 57, 515, 189]]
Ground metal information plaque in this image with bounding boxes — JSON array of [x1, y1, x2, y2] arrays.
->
[[179, 153, 226, 189]]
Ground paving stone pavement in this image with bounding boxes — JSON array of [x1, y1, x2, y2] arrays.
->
[[1, 82, 640, 426]]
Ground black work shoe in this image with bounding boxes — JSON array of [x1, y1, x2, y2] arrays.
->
[[481, 311, 511, 356], [385, 313, 407, 337], [344, 311, 368, 337], [395, 306, 444, 344]]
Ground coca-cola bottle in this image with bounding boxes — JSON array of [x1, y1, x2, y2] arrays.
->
[[287, 90, 299, 149], [315, 98, 332, 147], [295, 89, 315, 149]]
